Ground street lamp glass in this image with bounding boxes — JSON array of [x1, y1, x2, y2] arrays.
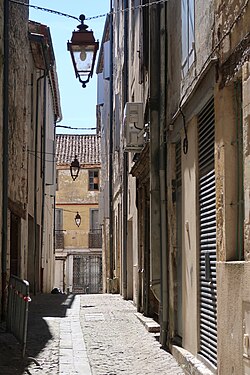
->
[[75, 212, 81, 227], [67, 15, 99, 88], [70, 45, 95, 75], [70, 156, 80, 181]]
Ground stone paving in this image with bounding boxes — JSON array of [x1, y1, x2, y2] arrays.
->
[[0, 293, 185, 375], [79, 294, 184, 375]]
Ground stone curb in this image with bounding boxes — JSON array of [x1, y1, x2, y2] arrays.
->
[[134, 312, 160, 333], [134, 312, 214, 375], [172, 345, 215, 375]]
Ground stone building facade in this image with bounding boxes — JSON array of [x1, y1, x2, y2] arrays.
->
[[0, 0, 61, 318], [55, 134, 102, 294], [98, 1, 250, 374]]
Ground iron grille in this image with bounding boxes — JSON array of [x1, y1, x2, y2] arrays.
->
[[73, 254, 102, 294], [55, 231, 64, 249], [198, 97, 217, 367], [88, 229, 102, 248]]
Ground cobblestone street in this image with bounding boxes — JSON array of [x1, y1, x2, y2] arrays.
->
[[0, 294, 185, 375]]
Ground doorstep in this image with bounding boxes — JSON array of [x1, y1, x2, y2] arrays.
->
[[134, 312, 160, 333], [172, 345, 215, 375]]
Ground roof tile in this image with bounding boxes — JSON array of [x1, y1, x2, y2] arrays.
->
[[56, 134, 100, 165]]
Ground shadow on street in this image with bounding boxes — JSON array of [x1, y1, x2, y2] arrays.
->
[[0, 293, 75, 374]]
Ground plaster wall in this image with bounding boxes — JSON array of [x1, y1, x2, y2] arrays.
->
[[214, 83, 239, 261], [42, 196, 55, 293], [54, 259, 65, 291], [217, 262, 250, 375], [215, 0, 250, 63], [8, 3, 29, 211], [128, 172, 139, 304], [243, 62, 250, 259], [167, 143, 178, 339], [166, 0, 214, 124], [182, 119, 199, 354], [56, 203, 98, 249], [56, 168, 100, 204], [111, 197, 121, 281]]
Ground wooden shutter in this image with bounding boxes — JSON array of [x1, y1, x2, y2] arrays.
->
[[198, 97, 217, 367]]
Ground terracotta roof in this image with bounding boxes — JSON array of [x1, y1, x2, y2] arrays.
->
[[56, 134, 100, 165]]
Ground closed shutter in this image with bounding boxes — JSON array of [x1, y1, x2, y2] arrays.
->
[[198, 97, 217, 367]]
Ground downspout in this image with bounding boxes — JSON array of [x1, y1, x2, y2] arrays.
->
[[149, 0, 161, 302], [159, 1, 168, 348], [34, 72, 45, 294], [30, 32, 52, 294], [1, 0, 10, 319], [122, 0, 129, 299], [109, 0, 114, 284], [40, 73, 47, 293]]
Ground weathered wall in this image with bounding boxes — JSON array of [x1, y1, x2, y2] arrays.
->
[[181, 119, 199, 354], [56, 168, 99, 204], [243, 61, 250, 260], [215, 2, 250, 373], [215, 83, 238, 261], [56, 167, 100, 250], [56, 203, 98, 249], [9, 1, 29, 210], [217, 262, 250, 375], [166, 0, 214, 124], [167, 0, 215, 359]]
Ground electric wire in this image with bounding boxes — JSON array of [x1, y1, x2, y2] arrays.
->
[[9, 0, 169, 21], [56, 125, 96, 130]]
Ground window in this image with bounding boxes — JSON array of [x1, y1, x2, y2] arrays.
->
[[89, 170, 99, 191], [181, 0, 195, 75]]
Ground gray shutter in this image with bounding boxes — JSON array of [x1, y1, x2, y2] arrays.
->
[[198, 97, 217, 367]]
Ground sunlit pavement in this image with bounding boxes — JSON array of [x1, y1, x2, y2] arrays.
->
[[0, 293, 185, 375]]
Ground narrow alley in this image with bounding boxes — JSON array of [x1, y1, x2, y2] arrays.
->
[[0, 293, 185, 375]]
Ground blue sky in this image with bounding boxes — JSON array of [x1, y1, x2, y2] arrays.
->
[[29, 1, 110, 134]]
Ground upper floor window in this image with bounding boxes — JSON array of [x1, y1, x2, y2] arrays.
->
[[181, 0, 195, 76], [89, 170, 99, 191]]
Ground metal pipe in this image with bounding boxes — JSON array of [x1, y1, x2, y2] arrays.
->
[[34, 72, 45, 294], [1, 0, 10, 320], [122, 0, 129, 299], [159, 1, 168, 348], [40, 74, 47, 294], [149, 0, 161, 302], [109, 0, 114, 283]]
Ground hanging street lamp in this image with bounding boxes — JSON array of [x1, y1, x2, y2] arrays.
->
[[67, 14, 99, 88], [75, 212, 81, 227], [70, 155, 80, 181]]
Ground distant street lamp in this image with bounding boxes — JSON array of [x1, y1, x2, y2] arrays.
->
[[75, 212, 81, 227], [70, 155, 80, 181], [67, 14, 99, 88]]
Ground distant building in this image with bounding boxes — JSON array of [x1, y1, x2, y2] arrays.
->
[[55, 134, 102, 294]]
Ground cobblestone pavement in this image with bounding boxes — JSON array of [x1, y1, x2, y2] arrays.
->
[[79, 294, 184, 375], [0, 293, 185, 375]]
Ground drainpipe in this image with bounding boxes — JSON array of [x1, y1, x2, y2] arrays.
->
[[159, 2, 168, 348], [1, 0, 10, 320], [34, 72, 45, 294], [122, 0, 129, 299], [149, 0, 161, 304], [109, 0, 114, 284], [40, 73, 47, 294]]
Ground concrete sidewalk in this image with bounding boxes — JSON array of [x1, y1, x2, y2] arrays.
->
[[0, 293, 90, 375]]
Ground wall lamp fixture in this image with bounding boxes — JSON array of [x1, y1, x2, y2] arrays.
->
[[75, 212, 81, 227], [70, 155, 80, 181], [67, 14, 99, 88]]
